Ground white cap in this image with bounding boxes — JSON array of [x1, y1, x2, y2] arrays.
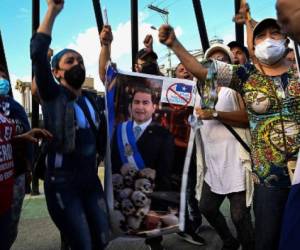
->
[[204, 43, 234, 63]]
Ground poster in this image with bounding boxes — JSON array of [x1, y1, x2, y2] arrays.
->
[[104, 64, 198, 237]]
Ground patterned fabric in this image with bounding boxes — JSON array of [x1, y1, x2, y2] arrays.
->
[[205, 60, 300, 187]]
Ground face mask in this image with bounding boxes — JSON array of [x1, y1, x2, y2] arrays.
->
[[254, 38, 286, 65], [140, 62, 159, 75], [0, 78, 10, 95], [64, 64, 86, 89]]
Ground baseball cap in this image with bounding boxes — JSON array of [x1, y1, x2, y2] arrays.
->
[[252, 18, 283, 44]]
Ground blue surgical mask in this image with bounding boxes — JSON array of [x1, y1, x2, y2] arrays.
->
[[0, 78, 10, 95]]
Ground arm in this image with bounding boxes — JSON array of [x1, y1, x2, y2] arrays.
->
[[196, 92, 249, 128], [13, 128, 52, 143], [30, 1, 63, 101], [233, 3, 257, 61], [158, 24, 208, 82], [99, 25, 113, 83]]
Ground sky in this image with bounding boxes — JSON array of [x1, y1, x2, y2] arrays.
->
[[0, 0, 277, 103]]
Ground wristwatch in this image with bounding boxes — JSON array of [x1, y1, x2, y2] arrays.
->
[[212, 110, 218, 119]]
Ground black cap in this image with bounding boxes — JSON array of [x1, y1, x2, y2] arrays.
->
[[227, 41, 250, 60], [136, 48, 158, 61], [252, 18, 282, 44]]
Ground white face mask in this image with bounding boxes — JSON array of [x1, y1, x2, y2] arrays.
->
[[254, 38, 286, 65]]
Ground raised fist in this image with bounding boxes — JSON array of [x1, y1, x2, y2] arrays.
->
[[233, 2, 250, 25], [143, 34, 153, 50], [100, 25, 113, 46], [47, 0, 64, 13], [158, 24, 177, 47]]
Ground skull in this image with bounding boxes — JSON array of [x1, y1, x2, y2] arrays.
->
[[139, 168, 156, 182], [131, 191, 150, 208], [161, 212, 179, 226], [136, 203, 151, 218], [127, 215, 143, 231], [135, 178, 153, 194], [120, 163, 138, 178], [124, 175, 134, 187], [121, 199, 136, 216], [118, 188, 133, 200], [112, 174, 124, 191], [111, 210, 127, 233]]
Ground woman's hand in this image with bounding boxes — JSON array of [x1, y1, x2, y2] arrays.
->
[[14, 128, 53, 143]]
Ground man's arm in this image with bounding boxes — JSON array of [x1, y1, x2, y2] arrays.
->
[[233, 3, 257, 61], [158, 24, 208, 82], [99, 25, 113, 83]]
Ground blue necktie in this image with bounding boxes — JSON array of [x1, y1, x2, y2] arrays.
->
[[134, 126, 142, 140]]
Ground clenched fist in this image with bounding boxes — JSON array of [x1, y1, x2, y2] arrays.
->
[[158, 24, 177, 47], [143, 34, 153, 50], [100, 25, 113, 46]]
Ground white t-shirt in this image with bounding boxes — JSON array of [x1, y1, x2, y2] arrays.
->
[[201, 87, 246, 194]]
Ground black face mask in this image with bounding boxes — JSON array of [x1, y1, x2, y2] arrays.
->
[[64, 64, 86, 89], [141, 62, 160, 75]]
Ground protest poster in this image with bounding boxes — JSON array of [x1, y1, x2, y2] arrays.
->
[[104, 64, 198, 237]]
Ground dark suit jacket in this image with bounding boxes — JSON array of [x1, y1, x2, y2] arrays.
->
[[111, 122, 174, 191]]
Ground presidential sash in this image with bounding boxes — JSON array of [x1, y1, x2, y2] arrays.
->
[[117, 121, 145, 170]]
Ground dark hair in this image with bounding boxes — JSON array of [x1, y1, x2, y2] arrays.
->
[[131, 87, 155, 103]]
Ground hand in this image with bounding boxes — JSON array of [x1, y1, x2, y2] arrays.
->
[[143, 34, 153, 50], [47, 0, 64, 15], [232, 2, 250, 25], [100, 25, 113, 46], [158, 24, 177, 47], [17, 128, 53, 144], [195, 107, 214, 120]]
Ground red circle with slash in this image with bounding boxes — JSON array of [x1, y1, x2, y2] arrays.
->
[[166, 83, 192, 110]]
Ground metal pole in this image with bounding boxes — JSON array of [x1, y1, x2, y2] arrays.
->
[[131, 0, 138, 71], [92, 0, 104, 34], [31, 0, 40, 195], [0, 31, 12, 96], [192, 0, 210, 53], [235, 0, 244, 45]]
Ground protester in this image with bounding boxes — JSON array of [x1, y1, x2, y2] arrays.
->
[[0, 65, 33, 248], [194, 44, 254, 250], [276, 0, 300, 43], [158, 17, 299, 250], [100, 25, 205, 249], [30, 1, 109, 250], [0, 117, 52, 250], [227, 41, 250, 65], [285, 48, 298, 70], [99, 25, 161, 83]]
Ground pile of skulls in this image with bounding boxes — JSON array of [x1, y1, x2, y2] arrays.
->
[[112, 163, 156, 231]]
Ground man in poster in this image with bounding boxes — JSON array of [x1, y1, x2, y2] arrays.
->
[[111, 87, 175, 250]]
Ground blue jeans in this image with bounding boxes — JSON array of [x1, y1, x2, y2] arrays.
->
[[44, 172, 110, 250], [253, 184, 289, 250], [0, 210, 12, 250]]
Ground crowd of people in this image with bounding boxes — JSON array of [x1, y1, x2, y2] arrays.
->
[[0, 0, 300, 249]]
